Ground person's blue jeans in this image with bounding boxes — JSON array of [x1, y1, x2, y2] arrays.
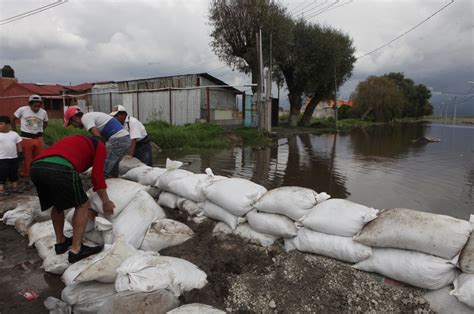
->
[[105, 135, 130, 177], [134, 140, 153, 166]]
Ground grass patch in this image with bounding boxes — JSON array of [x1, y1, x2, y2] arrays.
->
[[43, 119, 88, 146], [234, 127, 273, 147], [310, 117, 378, 132]]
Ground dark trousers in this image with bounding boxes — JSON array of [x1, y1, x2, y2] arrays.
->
[[135, 138, 153, 166]]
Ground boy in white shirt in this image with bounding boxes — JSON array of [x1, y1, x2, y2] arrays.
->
[[11, 94, 48, 180], [0, 115, 23, 196]]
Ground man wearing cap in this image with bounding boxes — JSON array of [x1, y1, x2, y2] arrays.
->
[[11, 94, 48, 182], [110, 105, 153, 166], [30, 135, 114, 263], [63, 107, 130, 178]]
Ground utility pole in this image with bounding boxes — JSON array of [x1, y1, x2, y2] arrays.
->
[[266, 33, 273, 132], [334, 64, 338, 130], [256, 28, 266, 134]]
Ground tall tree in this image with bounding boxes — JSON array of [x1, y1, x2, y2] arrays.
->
[[351, 76, 405, 122]]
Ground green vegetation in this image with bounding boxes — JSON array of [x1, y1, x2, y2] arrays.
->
[[234, 127, 273, 147], [310, 117, 378, 133], [43, 119, 88, 146]]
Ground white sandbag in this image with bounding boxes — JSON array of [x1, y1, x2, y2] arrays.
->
[[213, 222, 278, 247], [203, 178, 267, 216], [119, 156, 145, 176], [112, 190, 165, 248], [177, 198, 203, 217], [84, 230, 105, 245], [75, 237, 137, 283], [424, 286, 474, 314], [65, 209, 95, 233], [284, 228, 372, 263], [167, 168, 226, 202], [300, 199, 378, 237], [62, 245, 111, 286], [167, 303, 226, 314], [138, 167, 167, 187], [96, 216, 114, 245], [450, 273, 474, 308], [203, 201, 245, 230], [247, 210, 298, 238], [43, 296, 71, 314], [28, 220, 72, 247], [2, 196, 42, 226], [165, 158, 183, 171], [121, 165, 152, 182], [98, 290, 180, 314], [61, 281, 116, 306], [253, 186, 330, 221], [157, 169, 194, 192], [140, 219, 194, 252], [36, 229, 73, 260], [115, 251, 207, 296], [353, 248, 459, 290], [42, 239, 99, 275], [354, 208, 472, 259], [458, 215, 474, 274], [88, 178, 150, 219], [158, 192, 180, 209]]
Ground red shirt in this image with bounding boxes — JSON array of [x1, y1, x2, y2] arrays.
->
[[35, 135, 107, 191]]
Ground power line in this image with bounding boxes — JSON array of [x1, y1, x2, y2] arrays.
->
[[303, 0, 340, 19], [356, 0, 455, 60], [288, 0, 313, 15], [305, 0, 353, 19], [295, 0, 329, 18], [291, 0, 321, 17], [0, 1, 67, 26]]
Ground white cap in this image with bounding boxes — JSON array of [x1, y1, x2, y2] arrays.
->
[[110, 105, 127, 116], [28, 94, 43, 103]]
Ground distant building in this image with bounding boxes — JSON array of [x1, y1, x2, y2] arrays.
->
[[302, 97, 353, 118], [91, 73, 243, 126]]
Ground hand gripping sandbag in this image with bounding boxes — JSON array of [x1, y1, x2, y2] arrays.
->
[[300, 199, 378, 237], [253, 186, 330, 221], [88, 178, 150, 219], [353, 208, 471, 260], [167, 303, 226, 314], [203, 178, 267, 217], [450, 273, 474, 308], [75, 236, 137, 283], [213, 222, 278, 247], [140, 218, 195, 252], [246, 210, 298, 238], [112, 190, 166, 248], [203, 201, 245, 230], [115, 251, 208, 296], [458, 215, 474, 273], [284, 227, 372, 263], [118, 156, 145, 176], [353, 248, 459, 290]]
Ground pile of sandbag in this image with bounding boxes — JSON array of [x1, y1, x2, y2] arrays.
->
[[352, 208, 471, 291]]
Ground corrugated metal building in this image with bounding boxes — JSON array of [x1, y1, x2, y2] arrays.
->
[[91, 73, 243, 126]]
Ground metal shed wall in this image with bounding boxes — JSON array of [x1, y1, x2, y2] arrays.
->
[[91, 83, 122, 113]]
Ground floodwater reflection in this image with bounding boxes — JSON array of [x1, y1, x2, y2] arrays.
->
[[155, 123, 474, 220]]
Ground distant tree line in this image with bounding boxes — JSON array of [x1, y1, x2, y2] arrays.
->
[[349, 72, 433, 122]]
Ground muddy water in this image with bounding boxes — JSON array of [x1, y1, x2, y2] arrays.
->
[[156, 122, 474, 220]]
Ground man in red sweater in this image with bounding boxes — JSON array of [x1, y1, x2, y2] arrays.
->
[[30, 135, 115, 263]]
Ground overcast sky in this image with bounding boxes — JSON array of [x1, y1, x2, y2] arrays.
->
[[0, 0, 473, 114]]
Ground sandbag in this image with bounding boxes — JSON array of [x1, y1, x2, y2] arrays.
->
[[138, 167, 167, 186], [203, 201, 245, 230], [88, 178, 149, 219], [75, 237, 137, 283], [2, 195, 42, 227], [167, 303, 225, 314], [353, 248, 459, 290], [285, 228, 372, 263], [450, 273, 474, 308], [253, 186, 330, 221], [36, 229, 73, 260], [95, 216, 114, 245], [458, 215, 474, 273], [167, 169, 226, 202], [158, 192, 180, 209], [98, 290, 180, 314], [119, 156, 145, 175], [112, 190, 165, 248], [300, 199, 378, 237], [121, 165, 152, 182], [157, 169, 193, 192], [177, 198, 203, 217], [203, 178, 267, 216], [62, 245, 111, 286], [115, 251, 207, 296], [43, 296, 71, 314], [28, 220, 72, 246], [213, 222, 278, 247], [353, 208, 471, 259], [140, 219, 194, 252], [246, 210, 298, 238], [61, 281, 116, 306]]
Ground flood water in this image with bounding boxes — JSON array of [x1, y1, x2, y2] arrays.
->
[[156, 122, 474, 220]]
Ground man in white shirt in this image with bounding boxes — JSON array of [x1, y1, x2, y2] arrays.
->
[[110, 105, 153, 166], [11, 94, 48, 179], [63, 107, 130, 177]]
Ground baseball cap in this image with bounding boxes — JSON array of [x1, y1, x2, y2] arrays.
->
[[63, 106, 81, 127], [28, 94, 43, 103], [110, 105, 127, 116]]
